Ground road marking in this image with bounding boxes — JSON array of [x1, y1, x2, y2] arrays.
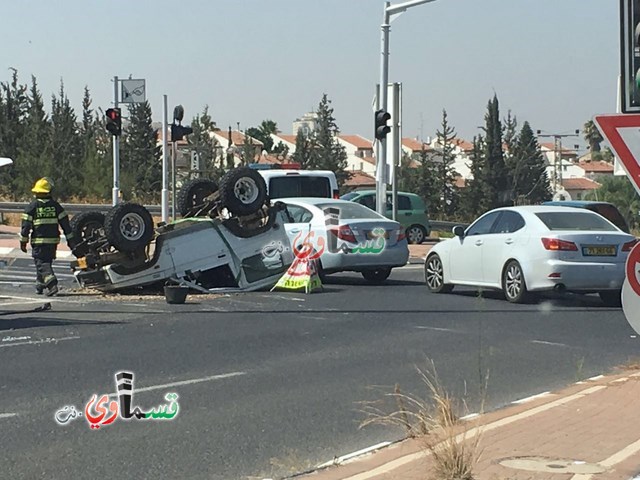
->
[[108, 371, 247, 396], [0, 299, 45, 307], [337, 385, 607, 480], [0, 247, 13, 255], [415, 326, 458, 333], [460, 413, 479, 421], [569, 436, 640, 480], [0, 413, 17, 419], [317, 442, 392, 468], [512, 391, 553, 404], [587, 374, 605, 381], [0, 336, 80, 349], [530, 340, 568, 347]]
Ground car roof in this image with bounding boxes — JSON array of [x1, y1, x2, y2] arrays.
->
[[542, 200, 613, 207], [488, 205, 604, 215], [278, 198, 356, 206], [258, 169, 336, 178], [345, 190, 417, 196]]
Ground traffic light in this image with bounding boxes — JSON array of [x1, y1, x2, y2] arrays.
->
[[170, 124, 193, 142], [621, 0, 640, 112], [374, 109, 391, 141], [105, 108, 122, 136]]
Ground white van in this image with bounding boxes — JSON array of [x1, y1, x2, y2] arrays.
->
[[258, 169, 339, 200]]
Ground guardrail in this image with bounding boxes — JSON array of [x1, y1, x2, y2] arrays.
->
[[0, 202, 162, 215]]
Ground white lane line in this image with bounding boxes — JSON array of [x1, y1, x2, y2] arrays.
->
[[0, 300, 45, 307], [263, 295, 306, 301], [512, 391, 553, 404], [570, 436, 640, 480], [0, 413, 17, 419], [316, 442, 392, 468], [0, 247, 14, 255], [415, 326, 458, 333], [530, 340, 568, 347], [587, 374, 605, 381], [0, 336, 80, 349], [107, 371, 247, 396], [338, 385, 606, 480], [460, 413, 479, 421]]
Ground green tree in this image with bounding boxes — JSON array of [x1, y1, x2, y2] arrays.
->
[[482, 95, 509, 209], [50, 81, 83, 200], [459, 135, 486, 220], [187, 106, 223, 179], [245, 119, 278, 153], [240, 135, 255, 165], [0, 69, 28, 197], [291, 128, 315, 168], [81, 88, 111, 200], [510, 122, 551, 204], [415, 149, 439, 217], [586, 176, 640, 230], [432, 110, 460, 217], [583, 119, 603, 154], [398, 151, 418, 193], [15, 76, 52, 199], [311, 94, 350, 186], [120, 101, 161, 202]]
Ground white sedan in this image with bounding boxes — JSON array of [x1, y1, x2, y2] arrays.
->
[[424, 206, 638, 305], [279, 198, 410, 283]]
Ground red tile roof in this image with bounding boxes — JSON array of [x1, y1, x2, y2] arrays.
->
[[344, 171, 376, 188], [402, 138, 431, 151], [275, 134, 297, 144], [577, 160, 614, 173], [562, 178, 601, 190], [339, 135, 374, 149], [215, 130, 264, 147], [361, 156, 376, 165], [454, 176, 466, 188]]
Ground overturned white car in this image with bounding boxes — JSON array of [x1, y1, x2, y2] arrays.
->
[[71, 168, 294, 293]]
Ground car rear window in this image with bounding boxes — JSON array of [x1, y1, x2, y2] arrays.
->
[[588, 204, 629, 233], [269, 176, 331, 198], [535, 211, 618, 231], [316, 202, 384, 220], [340, 192, 359, 201]]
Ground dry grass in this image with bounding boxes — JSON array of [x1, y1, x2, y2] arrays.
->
[[359, 359, 485, 480]]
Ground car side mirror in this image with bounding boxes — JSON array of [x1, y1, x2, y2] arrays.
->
[[452, 226, 465, 238]]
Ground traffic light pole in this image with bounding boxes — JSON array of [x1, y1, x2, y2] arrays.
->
[[161, 95, 169, 223], [112, 76, 120, 206]]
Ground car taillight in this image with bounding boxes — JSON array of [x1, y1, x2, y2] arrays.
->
[[397, 227, 406, 241], [541, 238, 578, 251], [333, 190, 340, 199], [622, 239, 639, 252], [330, 225, 357, 243]]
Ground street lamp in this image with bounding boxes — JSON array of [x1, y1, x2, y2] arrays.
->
[[376, 0, 438, 214]]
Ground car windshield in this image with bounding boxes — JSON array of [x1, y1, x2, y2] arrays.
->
[[535, 211, 618, 231], [340, 192, 359, 201], [315, 202, 384, 219]]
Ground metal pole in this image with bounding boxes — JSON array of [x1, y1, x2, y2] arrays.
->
[[391, 83, 401, 221], [376, 3, 391, 215], [553, 136, 559, 192], [112, 76, 120, 206], [171, 141, 177, 222], [161, 95, 169, 223], [558, 137, 564, 187]]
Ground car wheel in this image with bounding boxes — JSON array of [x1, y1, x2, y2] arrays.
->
[[425, 254, 453, 293], [70, 211, 105, 243], [361, 267, 391, 284], [178, 178, 218, 217], [219, 167, 268, 216], [502, 260, 530, 303], [104, 203, 154, 253], [406, 225, 426, 244], [599, 290, 622, 307]]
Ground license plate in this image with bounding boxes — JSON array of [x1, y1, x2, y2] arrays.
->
[[583, 246, 616, 256], [366, 230, 390, 239]]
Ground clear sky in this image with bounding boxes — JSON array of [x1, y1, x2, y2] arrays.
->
[[1, 0, 618, 149]]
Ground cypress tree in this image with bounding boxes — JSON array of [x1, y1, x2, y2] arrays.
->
[[511, 122, 551, 204], [482, 95, 509, 208], [312, 94, 349, 186]]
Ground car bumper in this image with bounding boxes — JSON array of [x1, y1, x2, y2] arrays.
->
[[321, 244, 410, 273], [527, 259, 626, 292]]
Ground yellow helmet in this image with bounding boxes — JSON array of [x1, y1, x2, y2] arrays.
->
[[32, 177, 53, 194]]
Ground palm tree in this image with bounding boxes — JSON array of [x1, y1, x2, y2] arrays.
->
[[586, 176, 640, 231], [583, 120, 603, 154]]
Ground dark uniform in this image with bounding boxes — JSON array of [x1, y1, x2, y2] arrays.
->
[[20, 194, 75, 295]]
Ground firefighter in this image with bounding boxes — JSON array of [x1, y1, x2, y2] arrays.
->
[[19, 178, 76, 296]]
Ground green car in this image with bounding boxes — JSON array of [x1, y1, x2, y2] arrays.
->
[[340, 190, 431, 244]]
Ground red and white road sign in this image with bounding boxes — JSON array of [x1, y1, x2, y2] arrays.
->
[[622, 242, 640, 334], [593, 114, 640, 196]]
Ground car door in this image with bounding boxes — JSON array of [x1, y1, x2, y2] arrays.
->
[[283, 204, 316, 248], [448, 211, 501, 284], [480, 211, 526, 286]]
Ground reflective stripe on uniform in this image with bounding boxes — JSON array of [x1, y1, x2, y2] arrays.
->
[[31, 238, 60, 245], [19, 236, 29, 243], [33, 218, 59, 226], [21, 213, 33, 221], [65, 232, 75, 239], [58, 210, 68, 220]]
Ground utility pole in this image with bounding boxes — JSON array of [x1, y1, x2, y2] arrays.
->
[[112, 76, 120, 206], [536, 130, 580, 192]]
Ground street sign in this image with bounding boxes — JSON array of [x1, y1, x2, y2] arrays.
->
[[593, 114, 640, 196], [622, 242, 640, 334], [121, 79, 146, 104], [190, 151, 200, 171]]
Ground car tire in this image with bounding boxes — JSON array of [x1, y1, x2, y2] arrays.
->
[[219, 167, 267, 216], [406, 225, 426, 244], [178, 178, 218, 217], [361, 267, 391, 284], [425, 254, 454, 293], [502, 260, 530, 303], [70, 211, 105, 243], [599, 290, 622, 307], [104, 203, 154, 253]]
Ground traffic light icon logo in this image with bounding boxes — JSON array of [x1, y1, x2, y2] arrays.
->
[[105, 108, 122, 137], [374, 109, 391, 141]]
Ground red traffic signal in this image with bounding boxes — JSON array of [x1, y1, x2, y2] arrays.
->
[[105, 108, 122, 136]]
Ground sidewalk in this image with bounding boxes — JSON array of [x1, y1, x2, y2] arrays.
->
[[298, 371, 640, 480], [0, 225, 72, 259]]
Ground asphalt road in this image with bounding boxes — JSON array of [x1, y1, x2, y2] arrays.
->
[[0, 261, 638, 479]]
